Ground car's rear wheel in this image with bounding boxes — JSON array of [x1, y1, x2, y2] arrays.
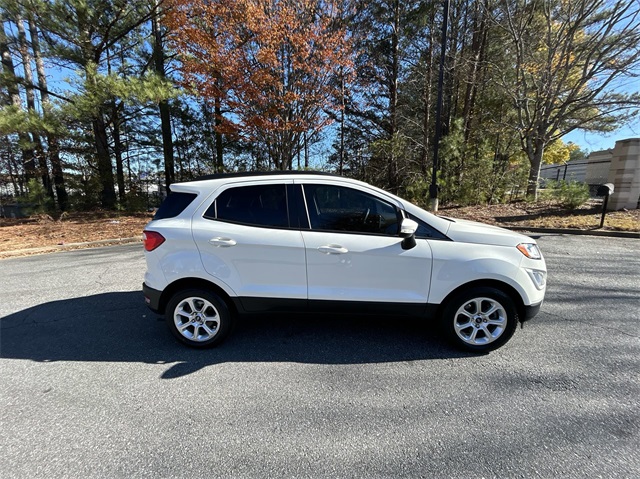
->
[[165, 289, 232, 348], [441, 287, 518, 352]]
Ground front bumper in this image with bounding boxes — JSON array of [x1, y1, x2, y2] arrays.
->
[[522, 301, 542, 322], [142, 283, 163, 313]]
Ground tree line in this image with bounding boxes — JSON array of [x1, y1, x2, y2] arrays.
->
[[1, 0, 638, 212]]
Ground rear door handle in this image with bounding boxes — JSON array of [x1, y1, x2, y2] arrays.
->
[[209, 237, 237, 247], [318, 245, 348, 255]]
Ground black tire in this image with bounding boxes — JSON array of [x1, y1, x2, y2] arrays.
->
[[165, 288, 232, 348], [441, 287, 518, 353]]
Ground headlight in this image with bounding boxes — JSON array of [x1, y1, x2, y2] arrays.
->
[[517, 243, 542, 260], [526, 268, 547, 290]]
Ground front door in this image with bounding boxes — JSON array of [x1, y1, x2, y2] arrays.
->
[[299, 182, 432, 307]]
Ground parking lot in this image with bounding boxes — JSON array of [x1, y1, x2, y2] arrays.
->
[[0, 234, 638, 478]]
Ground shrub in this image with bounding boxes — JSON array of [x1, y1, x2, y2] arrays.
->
[[540, 180, 590, 210], [20, 179, 54, 215], [404, 178, 431, 208]]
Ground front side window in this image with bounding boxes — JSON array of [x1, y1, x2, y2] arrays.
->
[[204, 184, 289, 228], [303, 184, 399, 235]]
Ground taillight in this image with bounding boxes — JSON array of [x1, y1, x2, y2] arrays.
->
[[143, 231, 165, 251]]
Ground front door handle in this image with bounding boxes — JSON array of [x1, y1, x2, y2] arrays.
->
[[209, 237, 237, 247], [318, 244, 348, 255]]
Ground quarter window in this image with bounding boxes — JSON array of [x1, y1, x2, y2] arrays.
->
[[204, 184, 289, 228], [154, 192, 197, 220], [303, 184, 399, 235], [405, 212, 448, 239]]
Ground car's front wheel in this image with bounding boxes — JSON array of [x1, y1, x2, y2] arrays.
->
[[441, 287, 518, 352], [165, 289, 232, 348]]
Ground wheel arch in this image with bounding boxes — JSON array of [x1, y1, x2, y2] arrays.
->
[[158, 278, 237, 316], [436, 279, 525, 321]]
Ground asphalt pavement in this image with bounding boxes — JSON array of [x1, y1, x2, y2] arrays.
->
[[0, 235, 638, 478]]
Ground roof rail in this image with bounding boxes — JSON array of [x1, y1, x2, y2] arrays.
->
[[191, 170, 340, 182]]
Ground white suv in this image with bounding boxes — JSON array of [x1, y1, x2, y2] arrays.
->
[[143, 172, 546, 352]]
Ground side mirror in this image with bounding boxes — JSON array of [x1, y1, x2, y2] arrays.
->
[[399, 218, 418, 250]]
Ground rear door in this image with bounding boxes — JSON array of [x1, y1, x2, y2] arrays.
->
[[191, 180, 307, 311]]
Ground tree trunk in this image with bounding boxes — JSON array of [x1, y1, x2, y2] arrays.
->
[[451, 0, 468, 121], [15, 16, 54, 200], [0, 22, 36, 182], [152, 5, 175, 191], [214, 90, 223, 173], [442, 1, 460, 133], [170, 113, 184, 180], [526, 140, 545, 200], [112, 100, 126, 203], [29, 18, 68, 210], [93, 112, 117, 208], [339, 71, 345, 175], [387, 0, 400, 192], [420, 9, 436, 175], [462, 2, 486, 142], [2, 137, 21, 195], [81, 24, 116, 208], [201, 101, 217, 170]]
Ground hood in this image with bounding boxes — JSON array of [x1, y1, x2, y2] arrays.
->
[[443, 217, 536, 247]]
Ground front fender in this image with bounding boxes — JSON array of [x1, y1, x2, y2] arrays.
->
[[427, 242, 536, 306]]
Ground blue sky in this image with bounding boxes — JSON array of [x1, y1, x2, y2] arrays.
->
[[563, 118, 640, 153]]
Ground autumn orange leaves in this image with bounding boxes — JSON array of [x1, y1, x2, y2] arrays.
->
[[165, 0, 354, 170]]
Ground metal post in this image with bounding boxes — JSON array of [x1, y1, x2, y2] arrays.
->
[[430, 0, 450, 213], [597, 183, 614, 228], [599, 192, 609, 229]]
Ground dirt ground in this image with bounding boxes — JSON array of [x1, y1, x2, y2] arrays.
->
[[0, 201, 637, 258], [441, 200, 640, 231], [0, 212, 153, 257]]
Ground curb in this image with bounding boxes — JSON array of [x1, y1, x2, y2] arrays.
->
[[0, 236, 143, 259], [506, 226, 639, 239]]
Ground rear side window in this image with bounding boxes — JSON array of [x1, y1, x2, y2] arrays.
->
[[154, 192, 197, 220], [204, 184, 289, 228]]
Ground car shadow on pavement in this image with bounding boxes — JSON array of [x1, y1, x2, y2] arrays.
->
[[0, 291, 475, 378]]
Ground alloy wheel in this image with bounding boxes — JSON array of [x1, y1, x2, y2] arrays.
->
[[453, 297, 507, 346], [173, 297, 220, 342]]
